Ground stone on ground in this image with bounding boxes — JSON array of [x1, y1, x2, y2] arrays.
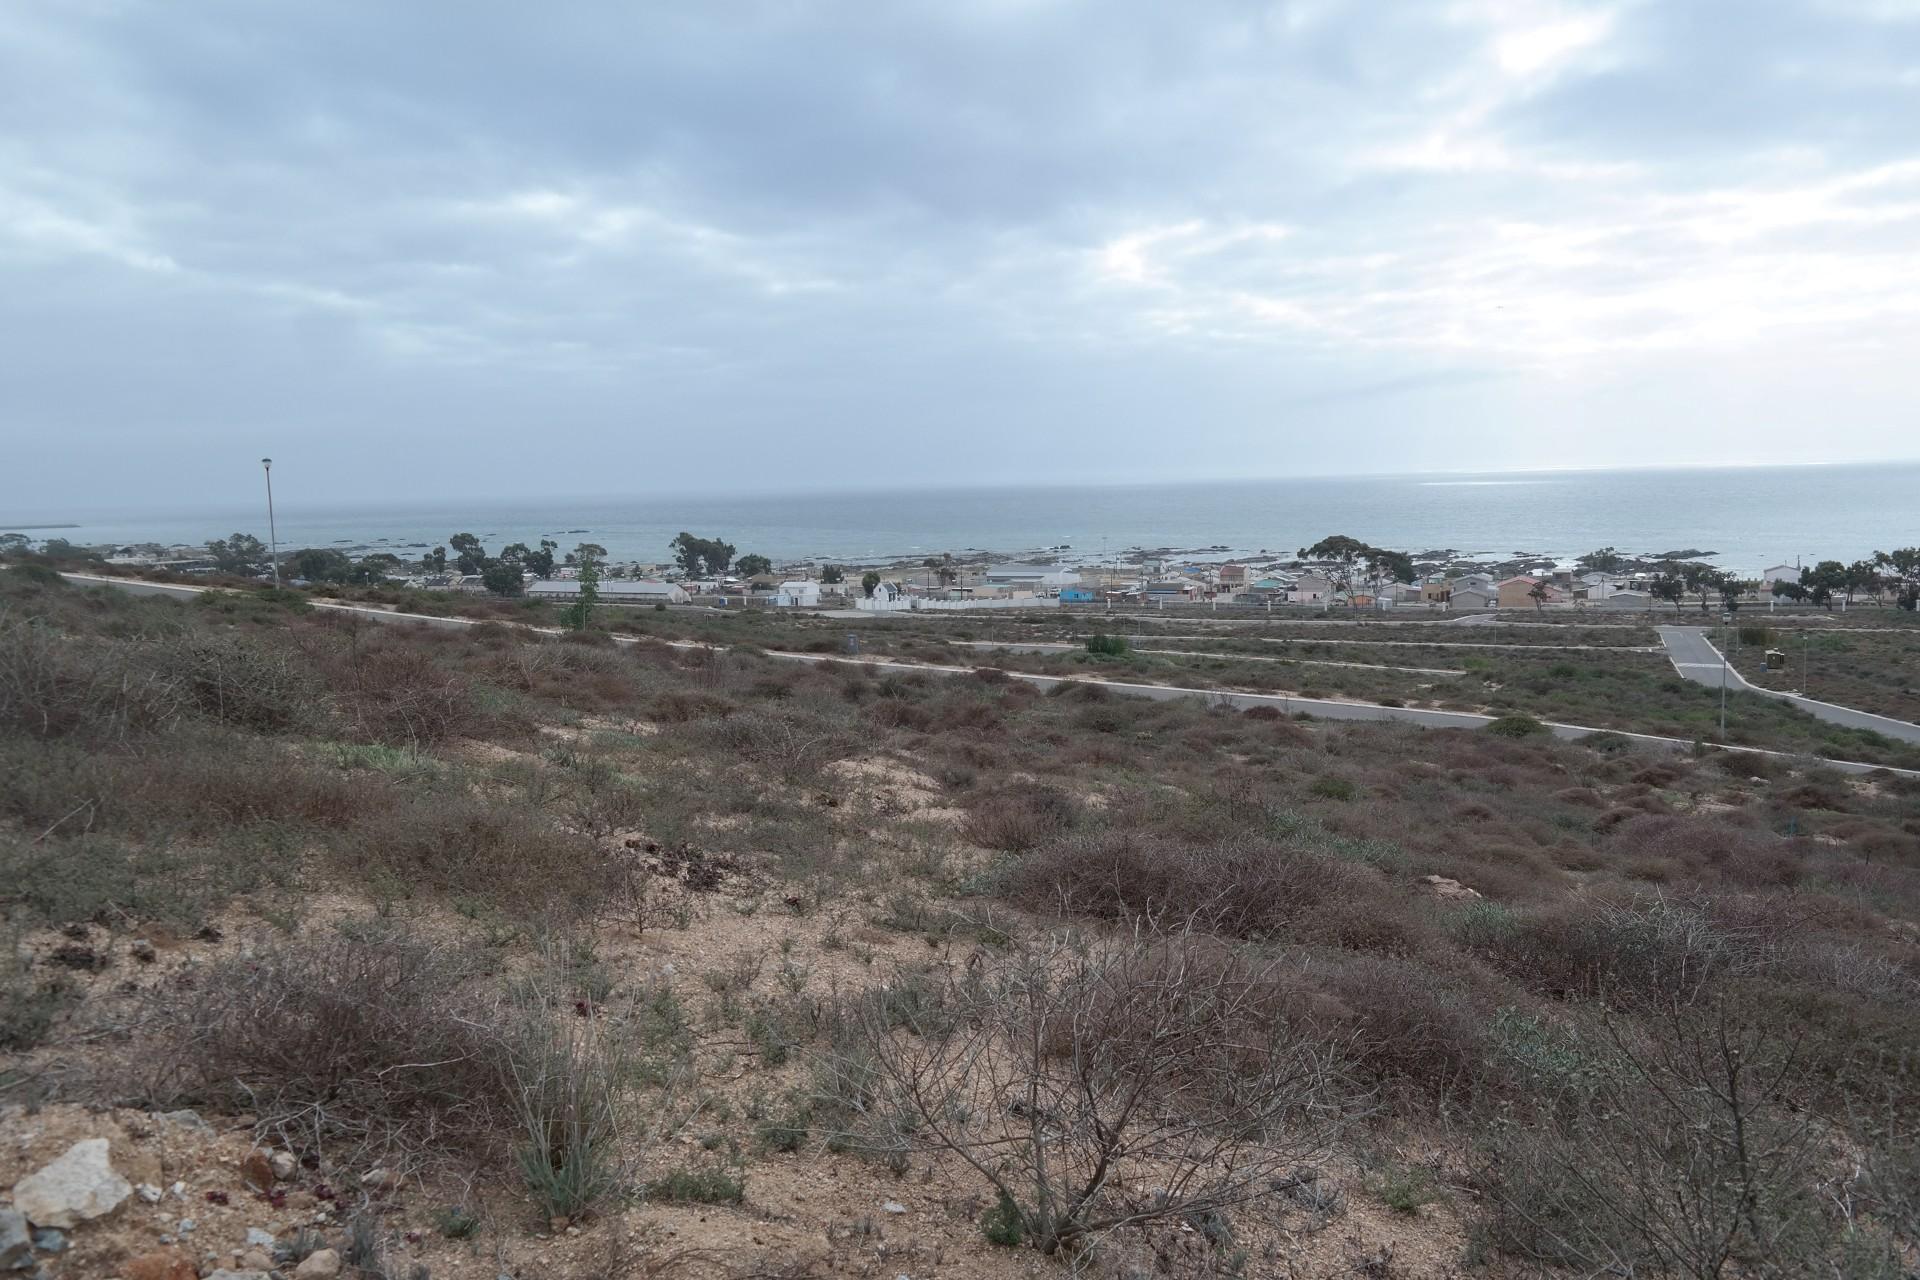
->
[[11, 1138, 133, 1228]]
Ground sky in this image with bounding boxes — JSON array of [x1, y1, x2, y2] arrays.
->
[[4, 0, 1920, 515]]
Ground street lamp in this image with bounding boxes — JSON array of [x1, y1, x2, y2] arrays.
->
[[261, 458, 281, 588], [1719, 612, 1732, 737]]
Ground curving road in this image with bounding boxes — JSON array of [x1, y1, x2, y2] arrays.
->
[[1656, 626, 1920, 745], [58, 574, 1920, 776]]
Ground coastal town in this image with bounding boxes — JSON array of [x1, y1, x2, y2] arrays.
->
[[57, 528, 1920, 615]]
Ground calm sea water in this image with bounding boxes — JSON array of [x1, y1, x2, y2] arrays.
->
[[13, 463, 1918, 576]]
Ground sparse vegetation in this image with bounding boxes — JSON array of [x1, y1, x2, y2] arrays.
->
[[1, 567, 1916, 1277]]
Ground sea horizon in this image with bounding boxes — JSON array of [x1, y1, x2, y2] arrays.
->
[[9, 460, 1918, 577]]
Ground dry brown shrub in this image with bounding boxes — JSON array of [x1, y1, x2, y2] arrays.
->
[[1607, 815, 1804, 888], [331, 641, 479, 744], [141, 928, 511, 1158], [342, 793, 610, 917], [1001, 828, 1424, 950], [961, 781, 1082, 852], [850, 935, 1355, 1255]]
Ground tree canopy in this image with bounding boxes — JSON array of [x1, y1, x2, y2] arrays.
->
[[207, 532, 269, 576], [735, 553, 772, 578], [670, 533, 736, 577]]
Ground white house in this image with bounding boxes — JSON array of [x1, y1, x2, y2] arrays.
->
[[1289, 574, 1334, 605], [774, 580, 821, 607], [1760, 564, 1801, 587], [981, 564, 1081, 591]]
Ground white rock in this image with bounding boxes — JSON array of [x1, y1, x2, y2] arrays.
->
[[204, 1271, 270, 1280], [882, 1200, 908, 1214], [0, 1209, 30, 1270], [179, 1218, 197, 1233], [294, 1248, 344, 1278], [269, 1151, 298, 1181], [11, 1138, 133, 1228], [137, 1183, 164, 1203], [245, 1227, 276, 1247], [154, 1110, 213, 1136]]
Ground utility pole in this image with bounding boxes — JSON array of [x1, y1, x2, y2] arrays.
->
[[261, 457, 281, 587]]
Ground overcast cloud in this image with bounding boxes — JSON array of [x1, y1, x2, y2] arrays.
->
[[4, 0, 1919, 512]]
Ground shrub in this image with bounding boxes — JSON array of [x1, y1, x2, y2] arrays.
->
[[0, 622, 184, 741], [961, 782, 1082, 852], [647, 1166, 745, 1205], [340, 794, 609, 918], [1487, 714, 1549, 739], [147, 929, 509, 1153], [0, 945, 71, 1051], [1001, 828, 1417, 949], [1084, 634, 1129, 656], [855, 937, 1351, 1255], [507, 991, 632, 1221], [151, 630, 320, 733]]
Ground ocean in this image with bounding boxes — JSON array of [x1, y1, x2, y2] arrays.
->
[[11, 463, 1918, 576]]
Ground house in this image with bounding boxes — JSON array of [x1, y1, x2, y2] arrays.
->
[[1449, 587, 1495, 610], [1600, 589, 1653, 610], [1496, 576, 1560, 608], [1420, 577, 1452, 604], [1145, 579, 1199, 600], [525, 579, 690, 605], [1289, 574, 1334, 605], [774, 580, 821, 608], [1217, 563, 1252, 588], [1760, 564, 1801, 587], [1058, 586, 1097, 603], [981, 564, 1081, 591], [1452, 573, 1493, 593]]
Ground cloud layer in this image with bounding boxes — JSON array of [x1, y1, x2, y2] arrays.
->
[[4, 0, 1918, 511]]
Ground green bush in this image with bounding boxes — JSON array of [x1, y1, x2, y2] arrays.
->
[[1084, 633, 1129, 656], [1486, 714, 1549, 738], [647, 1166, 745, 1204], [982, 1189, 1026, 1246]]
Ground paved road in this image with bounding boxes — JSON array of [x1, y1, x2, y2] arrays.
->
[[1657, 626, 1920, 745], [947, 639, 1465, 676], [59, 574, 1918, 776]]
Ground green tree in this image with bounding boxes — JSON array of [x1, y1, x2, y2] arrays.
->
[[567, 545, 603, 629], [1873, 547, 1920, 609], [289, 547, 353, 582], [0, 533, 29, 555], [1650, 572, 1687, 612], [1717, 574, 1744, 613], [482, 561, 525, 596], [922, 553, 959, 586], [1801, 560, 1847, 610], [1299, 534, 1368, 603], [1579, 546, 1624, 574], [736, 553, 773, 578], [36, 538, 97, 564], [448, 532, 488, 575], [1526, 580, 1550, 611], [861, 571, 883, 599], [207, 532, 269, 576], [1363, 547, 1416, 591], [1771, 580, 1810, 604], [670, 533, 736, 577], [819, 563, 846, 585], [426, 546, 447, 574], [527, 539, 558, 577]]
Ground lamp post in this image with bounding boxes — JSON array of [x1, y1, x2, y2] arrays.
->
[[261, 458, 280, 588], [1719, 612, 1731, 737]]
